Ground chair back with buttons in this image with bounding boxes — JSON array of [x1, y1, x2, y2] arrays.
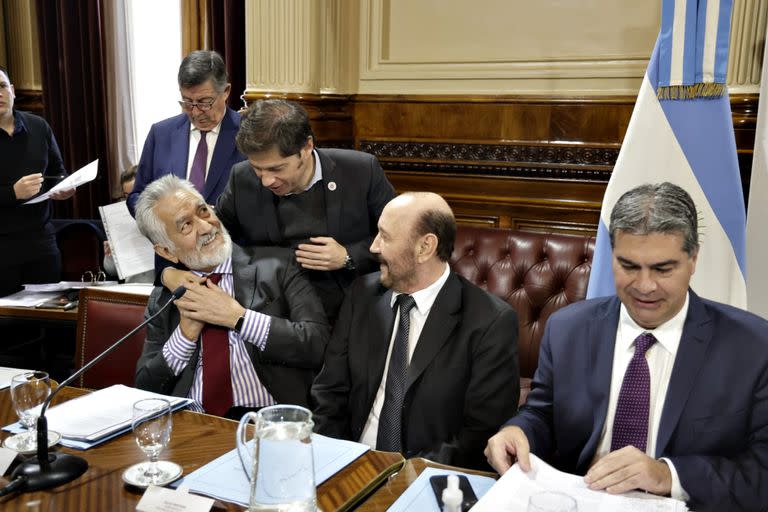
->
[[450, 226, 595, 403], [74, 288, 149, 389]]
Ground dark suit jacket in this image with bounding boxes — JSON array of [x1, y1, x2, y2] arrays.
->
[[215, 148, 396, 320], [127, 108, 245, 214], [506, 291, 768, 512], [134, 244, 330, 408], [311, 271, 520, 469]]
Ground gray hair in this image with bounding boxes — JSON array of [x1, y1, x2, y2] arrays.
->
[[609, 182, 700, 256], [177, 50, 228, 93], [236, 99, 314, 156], [135, 175, 202, 249]]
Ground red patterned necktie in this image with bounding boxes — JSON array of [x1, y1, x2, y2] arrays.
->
[[200, 272, 233, 416], [611, 332, 657, 452], [188, 131, 208, 193]]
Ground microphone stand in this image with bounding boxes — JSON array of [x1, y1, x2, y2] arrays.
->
[[9, 286, 187, 492]]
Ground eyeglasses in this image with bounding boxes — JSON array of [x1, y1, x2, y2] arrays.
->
[[81, 270, 106, 284], [178, 97, 217, 112]]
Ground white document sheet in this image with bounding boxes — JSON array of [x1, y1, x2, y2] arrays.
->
[[23, 159, 99, 204], [42, 385, 190, 441], [472, 454, 688, 512], [0, 289, 61, 307], [98, 201, 155, 279], [0, 367, 33, 390]]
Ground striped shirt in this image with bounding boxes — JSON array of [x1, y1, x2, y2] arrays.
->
[[161, 257, 276, 412]]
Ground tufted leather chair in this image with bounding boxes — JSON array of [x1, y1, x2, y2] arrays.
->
[[450, 226, 595, 404], [74, 288, 149, 389]]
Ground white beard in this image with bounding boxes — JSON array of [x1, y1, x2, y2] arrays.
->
[[177, 225, 233, 270]]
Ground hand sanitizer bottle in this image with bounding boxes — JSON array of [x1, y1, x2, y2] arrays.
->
[[442, 474, 463, 512]]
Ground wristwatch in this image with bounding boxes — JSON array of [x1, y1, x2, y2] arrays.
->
[[234, 315, 245, 333], [343, 254, 356, 270]]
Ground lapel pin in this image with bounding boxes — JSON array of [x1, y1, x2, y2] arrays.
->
[[327, 181, 337, 191]]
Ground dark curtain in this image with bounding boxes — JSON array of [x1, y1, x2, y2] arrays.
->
[[206, 0, 246, 111], [35, 0, 112, 219]]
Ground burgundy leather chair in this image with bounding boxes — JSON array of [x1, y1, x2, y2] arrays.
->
[[74, 288, 149, 389], [450, 226, 595, 405]]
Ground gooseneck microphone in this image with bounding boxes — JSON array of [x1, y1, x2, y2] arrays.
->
[[8, 286, 187, 493]]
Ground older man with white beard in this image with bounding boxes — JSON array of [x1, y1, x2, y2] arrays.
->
[[134, 175, 329, 419]]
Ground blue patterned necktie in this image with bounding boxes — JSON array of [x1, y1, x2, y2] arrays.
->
[[611, 332, 657, 452], [376, 294, 417, 452]]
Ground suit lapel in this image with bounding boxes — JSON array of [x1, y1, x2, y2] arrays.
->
[[365, 286, 396, 404], [203, 108, 236, 202], [405, 273, 461, 392], [259, 184, 283, 244], [577, 296, 621, 470], [319, 150, 342, 239], [171, 117, 191, 179], [655, 291, 712, 457], [230, 245, 257, 313]]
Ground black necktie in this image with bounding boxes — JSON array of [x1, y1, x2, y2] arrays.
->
[[377, 294, 417, 452]]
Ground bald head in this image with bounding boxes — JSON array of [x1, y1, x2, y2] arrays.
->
[[385, 192, 456, 262]]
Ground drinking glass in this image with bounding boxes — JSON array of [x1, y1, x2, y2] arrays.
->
[[131, 398, 173, 485], [527, 491, 578, 512], [9, 371, 51, 451]]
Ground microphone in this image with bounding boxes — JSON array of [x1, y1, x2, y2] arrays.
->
[[9, 286, 187, 492]]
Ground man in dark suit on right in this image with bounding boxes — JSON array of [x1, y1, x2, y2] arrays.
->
[[312, 192, 519, 469], [485, 182, 768, 512]]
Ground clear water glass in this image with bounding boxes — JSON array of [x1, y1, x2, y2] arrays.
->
[[10, 371, 51, 451], [527, 491, 578, 512], [132, 398, 172, 485]]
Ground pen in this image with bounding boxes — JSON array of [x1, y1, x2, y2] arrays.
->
[[63, 301, 78, 311]]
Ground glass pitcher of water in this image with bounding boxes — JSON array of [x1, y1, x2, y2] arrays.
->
[[236, 405, 317, 512]]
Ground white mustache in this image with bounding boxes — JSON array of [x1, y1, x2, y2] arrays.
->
[[197, 229, 218, 249]]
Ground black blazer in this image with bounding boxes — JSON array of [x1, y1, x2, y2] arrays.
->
[[215, 148, 396, 320], [311, 271, 520, 469], [135, 244, 330, 408]]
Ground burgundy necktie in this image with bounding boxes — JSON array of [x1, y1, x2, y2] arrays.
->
[[188, 131, 208, 193], [611, 332, 657, 452], [200, 272, 233, 416]]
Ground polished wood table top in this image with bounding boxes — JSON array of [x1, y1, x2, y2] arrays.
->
[[0, 388, 404, 511], [356, 458, 497, 511], [0, 306, 77, 322]]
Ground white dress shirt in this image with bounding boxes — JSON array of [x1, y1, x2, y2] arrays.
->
[[592, 292, 690, 501], [359, 264, 451, 448], [185, 121, 222, 182]]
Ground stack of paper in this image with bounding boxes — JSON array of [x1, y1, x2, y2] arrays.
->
[[0, 367, 33, 390], [174, 434, 370, 507], [99, 201, 155, 280], [3, 385, 191, 449], [472, 454, 688, 512]]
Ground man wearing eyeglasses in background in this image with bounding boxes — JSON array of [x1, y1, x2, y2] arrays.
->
[[127, 50, 244, 220]]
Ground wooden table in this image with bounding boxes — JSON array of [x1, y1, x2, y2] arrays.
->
[[0, 306, 77, 323], [356, 458, 497, 511], [0, 388, 404, 511]]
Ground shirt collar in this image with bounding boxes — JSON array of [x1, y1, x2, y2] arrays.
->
[[189, 119, 222, 135], [10, 110, 26, 136], [618, 291, 689, 356], [304, 149, 323, 191], [390, 263, 451, 315], [190, 255, 233, 277]]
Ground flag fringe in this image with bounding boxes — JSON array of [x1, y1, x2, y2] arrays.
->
[[657, 83, 726, 100]]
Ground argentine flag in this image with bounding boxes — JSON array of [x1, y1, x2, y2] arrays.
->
[[587, 0, 746, 309]]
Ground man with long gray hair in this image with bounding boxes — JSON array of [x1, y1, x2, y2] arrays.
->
[[133, 175, 329, 419], [486, 182, 768, 511], [127, 50, 244, 216]]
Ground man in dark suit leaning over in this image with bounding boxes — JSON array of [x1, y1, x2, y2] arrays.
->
[[312, 192, 519, 469], [214, 99, 396, 322], [486, 183, 768, 512], [127, 50, 244, 215], [134, 175, 329, 419]]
